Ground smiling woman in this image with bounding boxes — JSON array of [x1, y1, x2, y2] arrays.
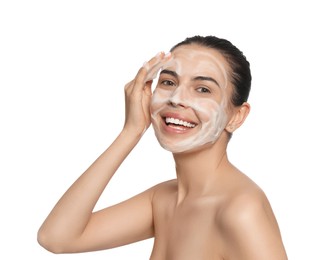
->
[[150, 44, 230, 153], [37, 35, 288, 259]]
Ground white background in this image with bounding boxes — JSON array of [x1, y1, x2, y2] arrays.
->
[[1, 0, 323, 259]]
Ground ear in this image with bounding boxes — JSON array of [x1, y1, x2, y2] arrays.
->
[[225, 102, 250, 133]]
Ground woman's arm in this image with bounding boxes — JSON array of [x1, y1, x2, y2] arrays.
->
[[37, 52, 171, 253]]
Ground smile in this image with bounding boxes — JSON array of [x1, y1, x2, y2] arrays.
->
[[164, 117, 197, 128]]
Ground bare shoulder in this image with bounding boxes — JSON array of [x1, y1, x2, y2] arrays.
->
[[151, 179, 178, 198], [221, 183, 276, 236], [218, 170, 287, 259], [223, 174, 272, 221]]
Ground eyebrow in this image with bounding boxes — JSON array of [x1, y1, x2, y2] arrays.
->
[[160, 69, 178, 78], [160, 69, 220, 87], [193, 76, 220, 87]]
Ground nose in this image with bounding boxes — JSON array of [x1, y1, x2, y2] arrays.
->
[[168, 99, 184, 108], [168, 85, 188, 108]]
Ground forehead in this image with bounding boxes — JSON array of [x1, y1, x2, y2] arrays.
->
[[167, 44, 231, 88]]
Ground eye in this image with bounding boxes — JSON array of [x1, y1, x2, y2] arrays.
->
[[196, 86, 211, 93], [161, 80, 176, 86]]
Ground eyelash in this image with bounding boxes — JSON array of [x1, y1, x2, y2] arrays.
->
[[161, 80, 176, 86], [196, 86, 211, 93], [160, 80, 211, 94]]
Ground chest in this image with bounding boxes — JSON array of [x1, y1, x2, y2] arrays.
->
[[151, 196, 225, 259]]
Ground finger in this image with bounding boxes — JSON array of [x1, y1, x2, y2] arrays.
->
[[131, 66, 148, 94], [133, 52, 172, 93], [143, 80, 153, 96], [124, 57, 156, 95], [144, 52, 172, 82], [124, 79, 135, 94]]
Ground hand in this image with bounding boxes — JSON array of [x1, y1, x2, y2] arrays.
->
[[123, 52, 172, 135]]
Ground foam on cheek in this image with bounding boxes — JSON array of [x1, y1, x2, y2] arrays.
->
[[151, 89, 170, 117], [164, 98, 227, 153], [151, 88, 228, 153], [191, 98, 228, 143]]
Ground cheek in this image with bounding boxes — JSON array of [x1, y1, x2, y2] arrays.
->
[[150, 89, 171, 115], [191, 99, 222, 123]]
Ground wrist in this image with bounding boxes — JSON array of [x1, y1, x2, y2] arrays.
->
[[120, 126, 146, 142]]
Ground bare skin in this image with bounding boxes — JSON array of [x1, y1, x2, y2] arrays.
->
[[38, 47, 288, 259]]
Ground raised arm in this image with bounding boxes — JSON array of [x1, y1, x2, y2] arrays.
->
[[37, 52, 172, 253]]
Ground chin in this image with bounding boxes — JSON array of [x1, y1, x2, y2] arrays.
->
[[159, 139, 218, 155]]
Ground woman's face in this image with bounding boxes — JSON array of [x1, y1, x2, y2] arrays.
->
[[150, 44, 232, 153]]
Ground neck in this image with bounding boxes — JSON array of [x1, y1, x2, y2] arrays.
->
[[172, 139, 230, 203]]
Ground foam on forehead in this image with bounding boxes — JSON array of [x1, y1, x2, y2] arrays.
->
[[163, 47, 229, 89]]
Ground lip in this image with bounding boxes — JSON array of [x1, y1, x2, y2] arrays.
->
[[160, 112, 198, 134]]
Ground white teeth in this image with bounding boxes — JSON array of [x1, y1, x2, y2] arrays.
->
[[165, 117, 196, 128]]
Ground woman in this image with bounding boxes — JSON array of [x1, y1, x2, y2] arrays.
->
[[38, 36, 288, 259]]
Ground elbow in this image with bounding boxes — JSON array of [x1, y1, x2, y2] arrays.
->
[[37, 227, 69, 254]]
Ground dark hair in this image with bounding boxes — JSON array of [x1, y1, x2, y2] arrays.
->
[[170, 35, 251, 107]]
